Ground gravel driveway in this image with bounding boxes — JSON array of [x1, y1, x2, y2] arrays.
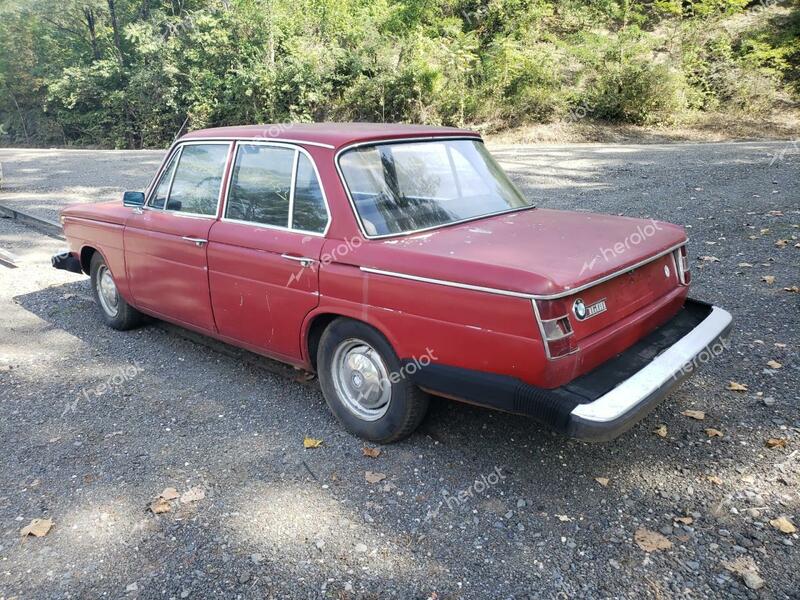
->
[[0, 141, 797, 599]]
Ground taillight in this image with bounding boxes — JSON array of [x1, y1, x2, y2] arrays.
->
[[533, 299, 577, 359], [675, 245, 690, 285]]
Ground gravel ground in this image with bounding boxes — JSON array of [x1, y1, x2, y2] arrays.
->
[[0, 141, 798, 599]]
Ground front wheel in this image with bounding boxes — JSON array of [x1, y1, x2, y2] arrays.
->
[[317, 318, 429, 443], [89, 252, 144, 330]]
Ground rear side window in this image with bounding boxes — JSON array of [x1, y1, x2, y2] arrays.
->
[[226, 145, 295, 226], [225, 144, 328, 233], [167, 144, 230, 216]]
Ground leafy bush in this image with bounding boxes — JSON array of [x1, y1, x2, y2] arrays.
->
[[0, 0, 796, 147]]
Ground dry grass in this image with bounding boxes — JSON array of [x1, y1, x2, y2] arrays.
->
[[484, 108, 800, 145]]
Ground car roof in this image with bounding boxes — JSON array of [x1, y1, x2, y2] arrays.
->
[[180, 122, 481, 150]]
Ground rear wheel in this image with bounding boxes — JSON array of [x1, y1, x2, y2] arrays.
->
[[89, 252, 143, 330], [317, 318, 429, 443]]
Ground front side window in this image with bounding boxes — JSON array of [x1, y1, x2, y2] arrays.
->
[[167, 144, 230, 216], [149, 151, 179, 209], [226, 144, 328, 233], [338, 139, 533, 237]]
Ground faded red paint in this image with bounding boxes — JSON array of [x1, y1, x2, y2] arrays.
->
[[61, 124, 690, 389]]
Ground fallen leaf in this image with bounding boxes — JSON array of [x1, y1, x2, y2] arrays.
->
[[784, 285, 800, 293], [180, 487, 205, 504], [724, 557, 764, 590], [634, 527, 672, 552], [766, 437, 788, 449], [775, 239, 788, 248], [362, 446, 381, 458], [761, 275, 776, 285], [303, 437, 323, 449], [737, 262, 753, 268], [654, 424, 668, 438], [760, 228, 770, 234], [149, 498, 171, 514], [705, 428, 724, 438], [365, 471, 386, 484], [594, 477, 610, 487], [293, 371, 316, 383], [20, 518, 53, 538], [159, 487, 180, 501], [674, 516, 694, 525], [769, 516, 797, 534], [699, 255, 720, 263], [681, 409, 705, 420], [707, 475, 723, 485], [766, 360, 782, 369], [727, 381, 748, 392]]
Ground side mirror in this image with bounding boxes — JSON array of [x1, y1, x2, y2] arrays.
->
[[123, 191, 145, 207]]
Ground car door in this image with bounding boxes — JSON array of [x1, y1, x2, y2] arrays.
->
[[207, 142, 330, 360], [124, 141, 232, 332]]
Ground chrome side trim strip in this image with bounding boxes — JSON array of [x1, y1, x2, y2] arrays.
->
[[180, 136, 336, 149], [360, 266, 535, 299], [359, 241, 685, 301], [570, 306, 733, 424]]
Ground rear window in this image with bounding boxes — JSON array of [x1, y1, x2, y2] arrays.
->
[[338, 138, 532, 237]]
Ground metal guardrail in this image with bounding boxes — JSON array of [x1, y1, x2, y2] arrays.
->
[[0, 203, 65, 239]]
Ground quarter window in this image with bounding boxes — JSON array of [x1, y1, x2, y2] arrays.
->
[[167, 144, 230, 216], [291, 154, 327, 233]]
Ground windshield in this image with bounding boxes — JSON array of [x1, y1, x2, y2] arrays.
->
[[338, 139, 534, 237]]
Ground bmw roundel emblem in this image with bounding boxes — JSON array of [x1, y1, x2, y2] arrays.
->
[[573, 299, 587, 320]]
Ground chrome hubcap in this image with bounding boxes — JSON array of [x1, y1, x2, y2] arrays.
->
[[331, 339, 391, 421], [96, 265, 119, 317]]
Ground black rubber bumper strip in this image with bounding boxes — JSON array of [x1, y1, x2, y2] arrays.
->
[[51, 251, 83, 274], [408, 362, 583, 434]]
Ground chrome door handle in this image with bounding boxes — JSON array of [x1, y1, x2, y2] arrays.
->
[[281, 254, 315, 268], [182, 236, 208, 247]]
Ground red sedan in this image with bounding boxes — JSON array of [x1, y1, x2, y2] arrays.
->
[[53, 123, 732, 443]]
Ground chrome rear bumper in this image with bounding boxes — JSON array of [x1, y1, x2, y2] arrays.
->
[[567, 305, 733, 441], [410, 299, 733, 442]]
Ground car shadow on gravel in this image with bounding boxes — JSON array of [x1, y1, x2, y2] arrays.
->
[[9, 278, 797, 598]]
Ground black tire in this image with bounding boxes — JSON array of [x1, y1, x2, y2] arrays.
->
[[89, 252, 144, 330], [317, 318, 429, 443]]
